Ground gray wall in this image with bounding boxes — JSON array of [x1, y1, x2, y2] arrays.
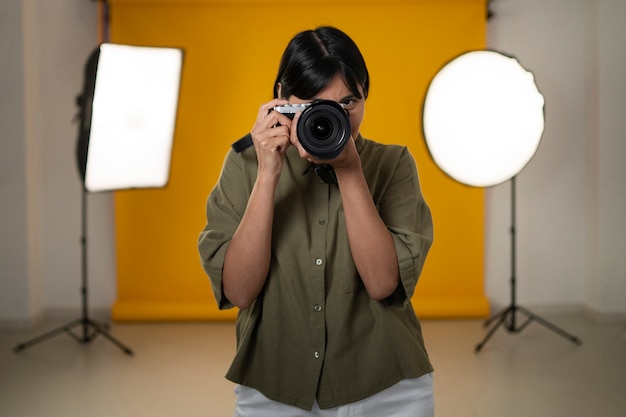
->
[[486, 0, 626, 317], [0, 0, 114, 324], [1, 0, 624, 324], [1, 0, 31, 321]]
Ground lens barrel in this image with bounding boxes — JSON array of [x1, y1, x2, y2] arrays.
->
[[296, 100, 351, 160]]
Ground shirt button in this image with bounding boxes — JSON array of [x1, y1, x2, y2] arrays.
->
[[314, 351, 320, 359], [314, 304, 322, 312], [315, 258, 323, 266], [318, 218, 326, 225]]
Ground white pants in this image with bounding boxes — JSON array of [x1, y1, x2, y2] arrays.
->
[[234, 374, 434, 417]]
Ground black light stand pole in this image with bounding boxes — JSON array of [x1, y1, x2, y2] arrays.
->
[[475, 176, 582, 352], [13, 186, 133, 356]]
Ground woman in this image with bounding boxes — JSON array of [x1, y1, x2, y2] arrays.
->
[[198, 26, 434, 417]]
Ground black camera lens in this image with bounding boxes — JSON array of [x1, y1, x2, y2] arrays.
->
[[296, 100, 351, 160], [311, 118, 333, 140]]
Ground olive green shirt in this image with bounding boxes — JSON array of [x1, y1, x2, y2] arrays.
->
[[198, 134, 434, 411]]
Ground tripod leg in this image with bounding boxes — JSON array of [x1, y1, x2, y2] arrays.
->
[[482, 306, 509, 327], [13, 319, 83, 353], [13, 186, 135, 356], [89, 320, 134, 356], [517, 306, 582, 346], [475, 307, 511, 352]]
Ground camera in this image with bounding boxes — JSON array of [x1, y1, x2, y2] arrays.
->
[[273, 99, 351, 160]]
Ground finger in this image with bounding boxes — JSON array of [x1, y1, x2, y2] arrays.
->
[[266, 124, 291, 141], [260, 111, 280, 130], [258, 133, 291, 156], [251, 114, 288, 142], [260, 98, 288, 114], [257, 99, 289, 124], [274, 112, 293, 129], [289, 111, 302, 147], [254, 121, 291, 143]]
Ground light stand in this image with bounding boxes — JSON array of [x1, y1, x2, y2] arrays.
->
[[14, 47, 133, 356], [474, 176, 582, 352], [14, 187, 133, 355], [14, 43, 183, 356], [422, 50, 581, 352]]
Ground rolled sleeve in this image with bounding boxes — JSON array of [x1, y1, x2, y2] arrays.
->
[[388, 220, 432, 308], [376, 148, 433, 308], [198, 148, 254, 310], [198, 228, 233, 310]]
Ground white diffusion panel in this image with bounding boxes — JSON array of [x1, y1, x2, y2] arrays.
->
[[423, 50, 544, 187], [85, 43, 183, 192]]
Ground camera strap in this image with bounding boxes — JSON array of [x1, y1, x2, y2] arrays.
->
[[313, 164, 337, 184], [231, 134, 253, 153]]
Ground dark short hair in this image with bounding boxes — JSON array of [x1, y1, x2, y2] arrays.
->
[[273, 26, 369, 101]]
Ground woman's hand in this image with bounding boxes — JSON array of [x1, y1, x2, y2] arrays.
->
[[250, 99, 293, 180]]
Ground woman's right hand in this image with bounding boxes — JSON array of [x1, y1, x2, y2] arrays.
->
[[250, 99, 292, 179]]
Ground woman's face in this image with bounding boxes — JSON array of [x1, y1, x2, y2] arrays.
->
[[282, 74, 365, 140]]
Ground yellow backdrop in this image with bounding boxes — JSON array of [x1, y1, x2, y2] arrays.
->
[[108, 0, 489, 321]]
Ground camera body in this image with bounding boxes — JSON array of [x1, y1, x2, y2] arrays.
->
[[274, 99, 351, 160]]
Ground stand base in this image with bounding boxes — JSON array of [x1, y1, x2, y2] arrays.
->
[[13, 318, 133, 356], [475, 304, 582, 352]]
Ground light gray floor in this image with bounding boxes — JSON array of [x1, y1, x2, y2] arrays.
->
[[1, 310, 624, 417]]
